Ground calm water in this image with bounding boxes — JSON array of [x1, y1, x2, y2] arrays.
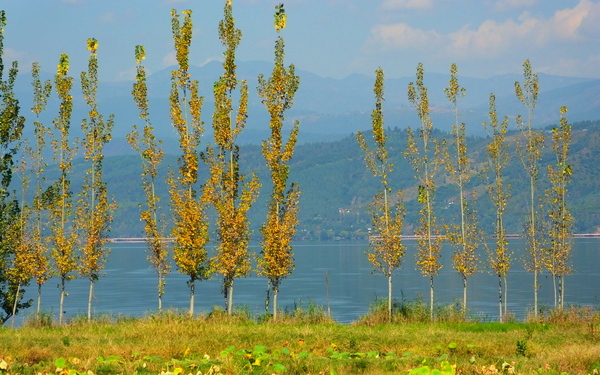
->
[[17, 238, 600, 325]]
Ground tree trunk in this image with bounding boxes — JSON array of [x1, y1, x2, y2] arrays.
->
[[37, 283, 42, 315], [562, 276, 565, 309], [462, 274, 467, 318], [273, 287, 278, 322], [59, 277, 66, 325], [11, 281, 21, 328], [189, 279, 195, 316], [88, 279, 94, 322], [559, 275, 564, 309], [388, 274, 393, 323], [429, 275, 434, 321], [227, 282, 234, 315], [498, 274, 502, 322], [533, 270, 538, 318], [265, 280, 270, 315], [503, 275, 508, 318], [158, 275, 163, 312], [553, 272, 557, 307]]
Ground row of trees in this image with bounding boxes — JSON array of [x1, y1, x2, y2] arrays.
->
[[0, 3, 575, 325], [358, 61, 573, 322], [0, 14, 117, 325], [0, 3, 302, 324]]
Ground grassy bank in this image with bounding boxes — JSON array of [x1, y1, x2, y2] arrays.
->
[[1, 306, 600, 375]]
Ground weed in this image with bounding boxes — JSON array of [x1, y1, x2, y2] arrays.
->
[[3, 315, 600, 374], [516, 339, 528, 356], [23, 311, 54, 328], [349, 338, 358, 351], [280, 299, 335, 324]]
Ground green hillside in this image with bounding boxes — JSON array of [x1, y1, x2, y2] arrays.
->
[[72, 119, 600, 239]]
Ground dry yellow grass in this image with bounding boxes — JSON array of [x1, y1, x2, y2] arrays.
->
[[0, 308, 599, 374]]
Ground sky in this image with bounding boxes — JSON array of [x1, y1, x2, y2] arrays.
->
[[2, 0, 600, 82]]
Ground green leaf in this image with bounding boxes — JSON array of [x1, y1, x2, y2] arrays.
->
[[448, 342, 457, 350], [409, 365, 431, 374], [253, 345, 267, 355], [281, 347, 291, 355], [55, 358, 67, 369], [220, 346, 236, 357], [338, 352, 350, 360], [273, 363, 287, 373]]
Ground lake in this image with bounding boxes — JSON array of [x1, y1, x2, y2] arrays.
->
[[17, 238, 600, 325]]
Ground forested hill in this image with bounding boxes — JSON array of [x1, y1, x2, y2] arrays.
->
[[88, 118, 600, 239]]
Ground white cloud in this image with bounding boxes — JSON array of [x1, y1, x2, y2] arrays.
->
[[363, 0, 600, 77], [550, 0, 597, 40], [493, 0, 537, 12], [98, 12, 117, 24], [447, 17, 541, 58], [200, 57, 221, 67], [116, 66, 139, 81], [3, 48, 28, 64], [579, 0, 600, 37], [370, 0, 600, 58], [162, 51, 177, 68], [370, 23, 443, 51], [381, 0, 434, 10]]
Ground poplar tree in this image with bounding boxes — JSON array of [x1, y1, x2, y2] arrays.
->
[[204, 0, 261, 315], [444, 63, 480, 316], [128, 45, 170, 312], [28, 62, 52, 315], [77, 38, 117, 321], [515, 59, 545, 318], [8, 157, 31, 327], [168, 9, 211, 316], [0, 11, 28, 323], [47, 53, 77, 325], [483, 94, 512, 321], [257, 3, 301, 321], [403, 63, 446, 320], [356, 68, 406, 323], [546, 107, 573, 309], [9, 64, 53, 325]]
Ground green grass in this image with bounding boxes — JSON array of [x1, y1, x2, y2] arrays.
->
[[1, 304, 599, 374]]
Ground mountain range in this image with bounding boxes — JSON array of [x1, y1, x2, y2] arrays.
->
[[14, 60, 600, 152], [10, 60, 600, 238]]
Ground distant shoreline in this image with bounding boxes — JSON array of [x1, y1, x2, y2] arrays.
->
[[107, 234, 600, 243]]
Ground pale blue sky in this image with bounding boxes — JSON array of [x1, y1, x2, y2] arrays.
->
[[2, 0, 599, 81]]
